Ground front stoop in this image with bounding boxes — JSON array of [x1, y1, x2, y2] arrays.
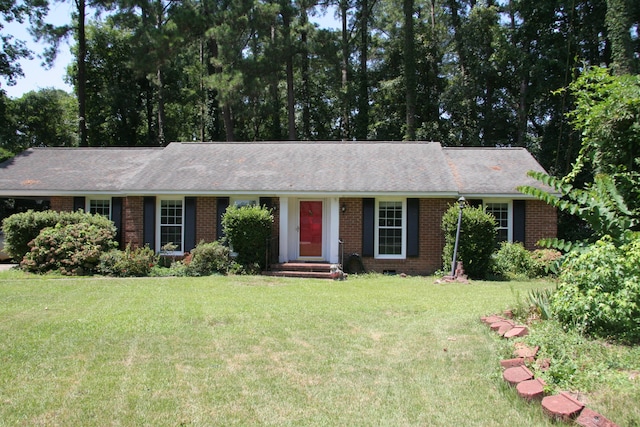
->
[[263, 262, 334, 279]]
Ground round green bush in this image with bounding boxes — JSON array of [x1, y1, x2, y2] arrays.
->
[[3, 209, 115, 260], [21, 221, 117, 275], [99, 245, 157, 277], [184, 240, 233, 276], [441, 204, 497, 279], [491, 241, 535, 279], [221, 205, 273, 270], [551, 235, 640, 343]]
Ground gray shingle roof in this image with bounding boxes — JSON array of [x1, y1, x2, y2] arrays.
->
[[0, 142, 549, 197], [442, 147, 550, 196]]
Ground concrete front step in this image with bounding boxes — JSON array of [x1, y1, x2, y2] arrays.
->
[[263, 262, 335, 279]]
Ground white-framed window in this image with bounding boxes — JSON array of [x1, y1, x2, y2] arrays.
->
[[87, 198, 111, 218], [375, 199, 406, 259], [485, 201, 512, 242], [158, 198, 184, 253]]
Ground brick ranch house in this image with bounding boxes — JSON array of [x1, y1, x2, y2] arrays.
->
[[0, 141, 556, 275]]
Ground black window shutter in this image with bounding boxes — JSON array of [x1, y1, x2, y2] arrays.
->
[[184, 197, 197, 252], [73, 197, 85, 211], [468, 199, 483, 208], [407, 198, 419, 257], [111, 197, 123, 246], [513, 200, 526, 243], [217, 197, 230, 240], [259, 197, 273, 210], [143, 196, 156, 251], [362, 198, 375, 257]]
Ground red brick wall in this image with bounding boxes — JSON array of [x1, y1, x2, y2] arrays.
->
[[196, 197, 217, 243], [50, 196, 74, 212], [339, 198, 363, 257], [122, 196, 144, 248], [525, 200, 557, 250]]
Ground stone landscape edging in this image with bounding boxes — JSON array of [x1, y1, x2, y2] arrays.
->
[[480, 314, 619, 427]]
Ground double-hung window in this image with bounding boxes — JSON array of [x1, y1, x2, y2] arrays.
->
[[159, 198, 184, 252], [485, 201, 511, 242], [375, 199, 406, 258], [87, 198, 111, 218]]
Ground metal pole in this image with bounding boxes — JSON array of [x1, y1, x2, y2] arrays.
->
[[451, 197, 465, 277]]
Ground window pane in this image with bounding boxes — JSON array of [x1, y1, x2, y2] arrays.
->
[[161, 226, 182, 251], [161, 200, 183, 225], [89, 199, 110, 218], [379, 229, 402, 255]]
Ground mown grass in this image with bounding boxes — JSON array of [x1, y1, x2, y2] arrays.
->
[[0, 270, 636, 426]]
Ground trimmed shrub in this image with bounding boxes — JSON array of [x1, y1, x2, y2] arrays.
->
[[221, 204, 273, 270], [3, 209, 115, 260], [441, 204, 497, 279], [491, 242, 535, 279], [551, 234, 640, 343], [21, 221, 117, 275], [184, 240, 232, 276], [99, 245, 157, 277]]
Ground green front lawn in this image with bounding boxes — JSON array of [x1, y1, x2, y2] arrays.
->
[[0, 272, 636, 426]]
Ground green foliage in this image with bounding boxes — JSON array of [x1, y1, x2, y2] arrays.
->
[[2, 209, 116, 261], [9, 89, 78, 150], [567, 68, 640, 182], [530, 249, 563, 277], [525, 288, 554, 321], [491, 242, 535, 280], [98, 245, 157, 277], [21, 222, 117, 276], [183, 240, 234, 276], [492, 242, 562, 280], [0, 147, 13, 163], [519, 171, 637, 250], [520, 319, 640, 405], [551, 234, 640, 343], [221, 205, 273, 270], [441, 203, 496, 279]]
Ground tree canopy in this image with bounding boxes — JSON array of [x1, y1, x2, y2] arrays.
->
[[0, 0, 638, 181]]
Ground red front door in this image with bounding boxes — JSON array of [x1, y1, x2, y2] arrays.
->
[[299, 201, 323, 257]]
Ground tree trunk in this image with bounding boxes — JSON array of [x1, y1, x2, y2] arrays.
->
[[606, 0, 635, 74], [340, 0, 350, 140], [300, 7, 311, 140], [282, 5, 296, 140], [404, 0, 416, 141], [77, 0, 88, 146], [223, 104, 234, 141], [156, 67, 166, 146], [355, 0, 369, 140]]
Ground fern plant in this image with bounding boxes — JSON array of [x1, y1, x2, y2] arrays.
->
[[518, 171, 637, 250]]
